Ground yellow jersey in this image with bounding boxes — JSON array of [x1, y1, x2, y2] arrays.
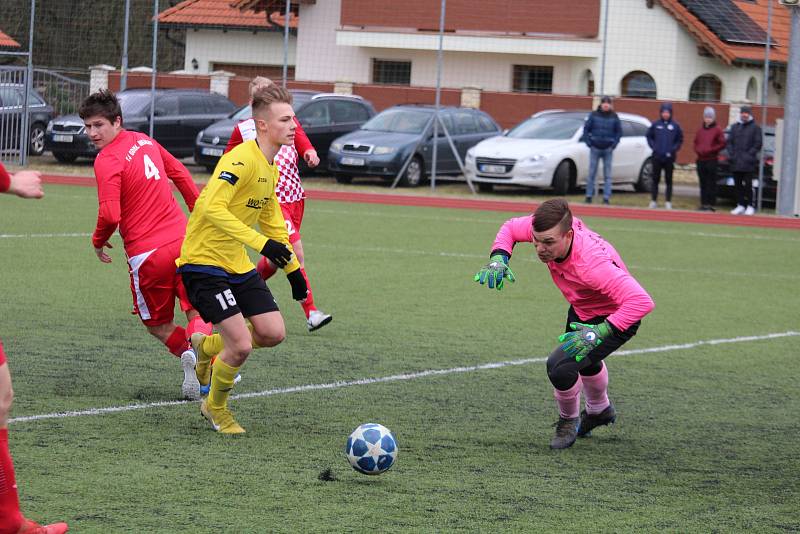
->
[[177, 140, 300, 276]]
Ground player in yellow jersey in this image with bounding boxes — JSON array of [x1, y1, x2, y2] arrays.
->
[[177, 84, 307, 434]]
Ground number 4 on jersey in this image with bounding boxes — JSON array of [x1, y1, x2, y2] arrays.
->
[[143, 154, 161, 181]]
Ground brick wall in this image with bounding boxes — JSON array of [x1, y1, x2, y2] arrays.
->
[[341, 0, 600, 37], [352, 84, 461, 112]]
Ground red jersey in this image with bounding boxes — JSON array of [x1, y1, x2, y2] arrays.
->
[[92, 130, 199, 256], [0, 162, 10, 193]]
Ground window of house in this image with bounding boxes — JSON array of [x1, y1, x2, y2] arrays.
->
[[372, 59, 411, 85], [512, 65, 553, 93], [689, 74, 722, 102], [621, 71, 657, 99]]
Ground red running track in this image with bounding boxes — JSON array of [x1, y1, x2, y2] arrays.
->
[[42, 174, 800, 231]]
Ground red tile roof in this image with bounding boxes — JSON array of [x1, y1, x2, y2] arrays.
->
[[0, 30, 21, 49], [157, 0, 296, 30], [231, 0, 311, 13], [658, 0, 791, 65]]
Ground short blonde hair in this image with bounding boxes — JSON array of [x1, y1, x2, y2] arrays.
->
[[251, 84, 293, 117], [249, 76, 274, 98]]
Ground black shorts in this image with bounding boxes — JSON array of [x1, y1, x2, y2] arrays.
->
[[181, 271, 279, 324], [565, 306, 640, 368]]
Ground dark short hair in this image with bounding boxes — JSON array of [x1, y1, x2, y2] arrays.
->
[[79, 89, 122, 125], [251, 84, 292, 117], [533, 198, 573, 234]]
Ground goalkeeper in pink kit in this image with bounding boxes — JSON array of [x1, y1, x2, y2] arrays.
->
[[475, 199, 654, 449]]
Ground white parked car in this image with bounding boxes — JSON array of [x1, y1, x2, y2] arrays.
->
[[464, 110, 654, 194]]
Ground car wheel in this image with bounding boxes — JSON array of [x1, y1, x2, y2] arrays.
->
[[28, 123, 46, 156], [478, 183, 494, 193], [400, 156, 424, 187], [334, 174, 353, 184], [635, 158, 654, 193], [552, 160, 574, 195], [53, 152, 78, 163]]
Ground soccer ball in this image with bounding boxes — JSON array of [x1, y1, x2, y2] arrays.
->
[[344, 423, 398, 475]]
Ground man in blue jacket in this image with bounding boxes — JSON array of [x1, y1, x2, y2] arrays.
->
[[646, 102, 683, 209], [582, 96, 622, 204]]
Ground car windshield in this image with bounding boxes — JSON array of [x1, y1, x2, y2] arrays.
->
[[232, 105, 252, 120], [507, 116, 583, 140], [361, 109, 431, 134], [117, 92, 152, 115]]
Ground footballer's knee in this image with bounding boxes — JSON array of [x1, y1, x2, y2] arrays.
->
[[0, 385, 13, 421], [253, 325, 285, 348], [546, 346, 579, 391], [146, 323, 175, 344]]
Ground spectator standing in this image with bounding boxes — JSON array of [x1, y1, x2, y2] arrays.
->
[[582, 96, 622, 205], [646, 102, 683, 209], [692, 106, 726, 211], [727, 105, 762, 216]]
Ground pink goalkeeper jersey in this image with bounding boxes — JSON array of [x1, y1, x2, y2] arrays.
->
[[491, 215, 654, 331]]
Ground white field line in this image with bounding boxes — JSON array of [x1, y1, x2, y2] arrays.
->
[[0, 232, 91, 239], [9, 330, 799, 425]]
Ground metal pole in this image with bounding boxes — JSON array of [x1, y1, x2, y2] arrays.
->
[[431, 0, 445, 190], [149, 0, 159, 138], [756, 0, 772, 213], [282, 0, 291, 88], [777, 6, 800, 217], [20, 0, 35, 167], [599, 0, 609, 96], [121, 0, 131, 91]]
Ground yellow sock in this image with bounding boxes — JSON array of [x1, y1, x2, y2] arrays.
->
[[246, 322, 263, 349], [202, 333, 225, 357], [208, 357, 240, 410]]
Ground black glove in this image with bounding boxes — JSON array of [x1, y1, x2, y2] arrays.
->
[[287, 269, 308, 301], [261, 239, 292, 267]]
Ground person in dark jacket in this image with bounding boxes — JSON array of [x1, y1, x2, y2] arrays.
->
[[646, 102, 683, 209], [582, 96, 622, 204], [693, 106, 726, 211], [727, 105, 762, 215]]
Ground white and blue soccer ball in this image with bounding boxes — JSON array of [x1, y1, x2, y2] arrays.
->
[[345, 423, 398, 475]]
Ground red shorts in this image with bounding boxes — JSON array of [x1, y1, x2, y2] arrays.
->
[[127, 239, 192, 326], [280, 199, 305, 244], [0, 339, 5, 366]]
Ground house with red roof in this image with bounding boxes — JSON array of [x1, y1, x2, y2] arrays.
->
[[0, 29, 21, 50]]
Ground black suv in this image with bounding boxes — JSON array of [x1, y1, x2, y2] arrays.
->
[[194, 91, 376, 172], [45, 89, 237, 162], [0, 83, 54, 156]]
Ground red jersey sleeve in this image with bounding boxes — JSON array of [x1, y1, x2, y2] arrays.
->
[[92, 154, 123, 248], [293, 117, 314, 157], [225, 123, 243, 154], [0, 162, 10, 193], [158, 142, 199, 211]]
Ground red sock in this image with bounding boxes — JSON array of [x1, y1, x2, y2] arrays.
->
[[299, 268, 316, 318], [0, 428, 24, 534], [164, 326, 188, 357], [186, 316, 212, 337], [256, 257, 278, 281]]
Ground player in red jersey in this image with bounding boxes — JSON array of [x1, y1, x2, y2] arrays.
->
[[79, 90, 212, 400], [0, 164, 68, 533], [225, 77, 332, 332]]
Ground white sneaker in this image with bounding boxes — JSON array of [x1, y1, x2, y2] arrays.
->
[[307, 309, 333, 332], [665, 201, 672, 210], [744, 205, 755, 216], [731, 205, 746, 215], [648, 200, 657, 209], [180, 349, 201, 401]]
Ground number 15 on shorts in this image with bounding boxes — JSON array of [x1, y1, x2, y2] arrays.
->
[[215, 289, 237, 311]]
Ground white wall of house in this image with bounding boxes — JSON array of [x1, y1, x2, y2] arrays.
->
[[294, 0, 780, 105], [184, 28, 296, 74], [600, 0, 773, 104]]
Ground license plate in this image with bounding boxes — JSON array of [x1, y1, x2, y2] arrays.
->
[[480, 164, 506, 173], [201, 147, 224, 157], [340, 156, 365, 166], [52, 134, 73, 143]]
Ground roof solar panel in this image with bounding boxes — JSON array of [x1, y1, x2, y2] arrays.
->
[[678, 0, 773, 46]]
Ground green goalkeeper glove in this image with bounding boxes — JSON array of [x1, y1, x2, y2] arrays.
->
[[474, 253, 515, 290], [558, 321, 612, 362]]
